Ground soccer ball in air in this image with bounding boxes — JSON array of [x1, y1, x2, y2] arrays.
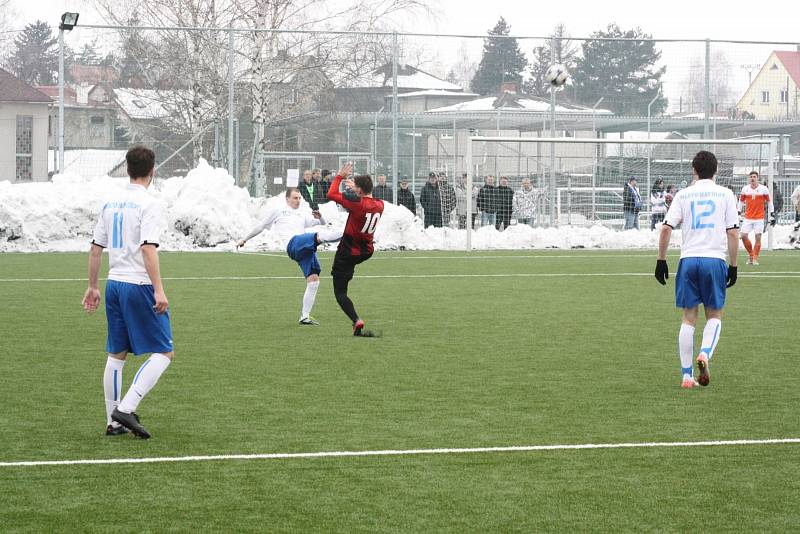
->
[[545, 64, 570, 87]]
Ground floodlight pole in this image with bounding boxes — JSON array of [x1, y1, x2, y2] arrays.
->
[[57, 27, 65, 174], [704, 38, 711, 140]]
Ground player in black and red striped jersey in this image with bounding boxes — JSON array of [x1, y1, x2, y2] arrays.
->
[[327, 163, 385, 336]]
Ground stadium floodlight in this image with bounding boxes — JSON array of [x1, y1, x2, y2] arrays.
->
[[59, 12, 79, 31]]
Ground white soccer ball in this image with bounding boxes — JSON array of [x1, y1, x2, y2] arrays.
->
[[545, 64, 570, 87]]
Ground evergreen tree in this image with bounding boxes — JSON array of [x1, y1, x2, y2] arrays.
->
[[77, 40, 102, 65], [9, 21, 58, 85], [470, 17, 527, 96], [572, 23, 667, 115], [524, 24, 579, 98]]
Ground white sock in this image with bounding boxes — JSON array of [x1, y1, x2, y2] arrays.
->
[[679, 324, 695, 378], [699, 318, 722, 360], [104, 356, 125, 425], [301, 280, 320, 319], [118, 353, 171, 414], [317, 228, 343, 243]]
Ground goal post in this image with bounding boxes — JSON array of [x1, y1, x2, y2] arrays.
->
[[464, 136, 778, 251]]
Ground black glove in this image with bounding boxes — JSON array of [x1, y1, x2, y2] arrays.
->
[[769, 213, 776, 226], [655, 259, 669, 285], [726, 265, 738, 288]]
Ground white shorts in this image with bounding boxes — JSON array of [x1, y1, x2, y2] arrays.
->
[[740, 218, 765, 236]]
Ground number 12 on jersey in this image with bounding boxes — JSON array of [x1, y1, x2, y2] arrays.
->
[[690, 200, 716, 230], [361, 212, 381, 234]]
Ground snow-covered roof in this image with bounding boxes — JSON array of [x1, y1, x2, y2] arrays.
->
[[426, 95, 614, 115], [394, 89, 478, 99], [347, 64, 463, 91], [115, 88, 172, 120], [48, 149, 127, 177]]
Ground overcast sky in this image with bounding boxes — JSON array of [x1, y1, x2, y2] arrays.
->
[[14, 0, 800, 41], [12, 0, 800, 111]]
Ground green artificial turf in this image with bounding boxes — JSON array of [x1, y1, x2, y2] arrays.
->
[[1, 249, 798, 532]]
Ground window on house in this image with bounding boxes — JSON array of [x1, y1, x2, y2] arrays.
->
[[16, 115, 33, 181], [780, 89, 788, 103], [90, 116, 105, 124], [762, 91, 770, 104]]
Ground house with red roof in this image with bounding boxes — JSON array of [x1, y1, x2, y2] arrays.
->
[[736, 50, 800, 120], [0, 68, 52, 182]]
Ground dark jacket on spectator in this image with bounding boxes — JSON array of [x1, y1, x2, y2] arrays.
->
[[622, 182, 642, 214], [477, 184, 497, 213], [496, 185, 514, 220], [420, 182, 443, 227], [373, 184, 393, 203], [298, 181, 325, 209], [398, 187, 416, 215]]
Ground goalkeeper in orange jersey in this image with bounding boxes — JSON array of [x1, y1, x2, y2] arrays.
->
[[738, 171, 774, 265]]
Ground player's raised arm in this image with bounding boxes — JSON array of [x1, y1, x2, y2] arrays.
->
[[327, 163, 360, 209], [237, 208, 278, 248]]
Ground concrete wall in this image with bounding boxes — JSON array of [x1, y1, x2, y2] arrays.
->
[[0, 102, 50, 182]]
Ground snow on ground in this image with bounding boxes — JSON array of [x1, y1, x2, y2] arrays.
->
[[1, 159, 797, 253]]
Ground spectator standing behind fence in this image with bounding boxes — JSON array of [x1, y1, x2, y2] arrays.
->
[[513, 178, 538, 226], [477, 175, 497, 227], [623, 176, 642, 230], [320, 169, 332, 200], [420, 172, 443, 228], [792, 183, 800, 222], [397, 177, 416, 215], [765, 178, 783, 220], [665, 184, 677, 210], [455, 173, 480, 229], [650, 178, 666, 230], [438, 173, 457, 227], [373, 175, 393, 203], [495, 177, 514, 231], [312, 169, 328, 205], [299, 170, 323, 209]]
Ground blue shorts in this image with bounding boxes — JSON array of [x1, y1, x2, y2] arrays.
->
[[105, 280, 173, 355], [675, 257, 727, 310], [286, 233, 321, 278]]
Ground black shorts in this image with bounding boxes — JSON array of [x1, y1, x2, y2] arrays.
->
[[331, 250, 372, 283]]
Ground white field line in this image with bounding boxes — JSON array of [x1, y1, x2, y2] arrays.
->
[[2, 438, 799, 468], [1, 272, 799, 283]]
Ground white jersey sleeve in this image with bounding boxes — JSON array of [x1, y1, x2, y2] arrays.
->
[[92, 208, 109, 248], [140, 199, 166, 246], [243, 207, 280, 242]]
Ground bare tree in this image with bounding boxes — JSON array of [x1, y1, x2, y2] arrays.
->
[[683, 50, 732, 114]]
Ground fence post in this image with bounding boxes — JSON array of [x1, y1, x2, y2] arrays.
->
[[391, 31, 399, 202], [228, 27, 235, 182], [704, 38, 710, 139]]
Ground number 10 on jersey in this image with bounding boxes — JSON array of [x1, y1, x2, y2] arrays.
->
[[361, 212, 381, 234]]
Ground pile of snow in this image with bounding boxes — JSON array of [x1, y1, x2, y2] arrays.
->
[[1, 159, 797, 253]]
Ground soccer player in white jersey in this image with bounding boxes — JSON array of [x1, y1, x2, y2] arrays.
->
[[655, 151, 739, 389], [237, 188, 342, 325], [738, 170, 774, 265], [82, 146, 172, 439]]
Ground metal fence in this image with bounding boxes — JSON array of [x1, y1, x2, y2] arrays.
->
[[44, 19, 800, 226]]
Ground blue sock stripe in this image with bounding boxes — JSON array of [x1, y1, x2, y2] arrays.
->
[[133, 359, 151, 385], [681, 366, 693, 376], [700, 323, 721, 358], [113, 369, 119, 401]]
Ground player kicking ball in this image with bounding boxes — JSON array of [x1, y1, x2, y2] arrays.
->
[[237, 188, 342, 325], [738, 170, 775, 265], [326, 163, 384, 337], [655, 150, 739, 388], [82, 146, 173, 439]]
